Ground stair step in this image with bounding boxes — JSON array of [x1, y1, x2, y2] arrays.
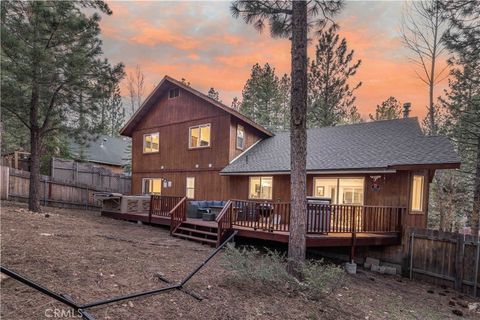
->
[[177, 226, 217, 237], [173, 233, 217, 245]]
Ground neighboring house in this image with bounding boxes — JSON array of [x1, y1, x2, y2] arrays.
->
[[69, 135, 130, 174], [117, 76, 460, 263]]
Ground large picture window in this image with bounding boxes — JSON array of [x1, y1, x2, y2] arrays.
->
[[142, 178, 162, 194], [313, 177, 364, 205], [189, 124, 211, 148], [249, 176, 273, 200], [411, 175, 424, 212], [186, 177, 195, 199], [143, 132, 159, 153]]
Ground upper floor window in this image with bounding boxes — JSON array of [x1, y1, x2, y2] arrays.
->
[[313, 177, 364, 205], [143, 132, 159, 153], [249, 176, 273, 200], [142, 178, 162, 194], [236, 124, 245, 150], [411, 175, 424, 212], [169, 88, 179, 99], [189, 124, 211, 148]]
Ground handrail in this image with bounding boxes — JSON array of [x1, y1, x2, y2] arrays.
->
[[216, 200, 233, 247], [170, 197, 187, 235]]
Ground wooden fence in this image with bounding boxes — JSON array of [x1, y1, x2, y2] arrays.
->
[[0, 166, 123, 209], [408, 228, 480, 296], [51, 157, 130, 194]]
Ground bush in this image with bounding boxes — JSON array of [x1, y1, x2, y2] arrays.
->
[[222, 244, 346, 298]]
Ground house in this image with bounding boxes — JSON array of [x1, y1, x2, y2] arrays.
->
[[116, 75, 460, 264], [68, 135, 130, 174]]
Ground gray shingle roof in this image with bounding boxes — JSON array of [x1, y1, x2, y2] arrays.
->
[[69, 135, 130, 166], [221, 118, 460, 174]]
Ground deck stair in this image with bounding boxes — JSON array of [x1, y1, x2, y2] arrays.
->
[[172, 222, 218, 246]]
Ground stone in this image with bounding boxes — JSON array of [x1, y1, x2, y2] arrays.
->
[[345, 262, 357, 274], [383, 266, 397, 275], [382, 262, 402, 274], [365, 257, 380, 267], [371, 265, 385, 274]]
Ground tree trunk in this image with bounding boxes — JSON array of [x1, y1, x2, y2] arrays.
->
[[472, 134, 480, 236], [287, 0, 308, 277], [28, 82, 41, 212]]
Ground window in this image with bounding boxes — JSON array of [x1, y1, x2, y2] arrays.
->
[[169, 88, 179, 98], [411, 175, 424, 212], [236, 125, 245, 150], [186, 177, 195, 199], [249, 176, 273, 200], [189, 124, 211, 148], [142, 178, 162, 194], [143, 132, 159, 153], [313, 177, 364, 205]]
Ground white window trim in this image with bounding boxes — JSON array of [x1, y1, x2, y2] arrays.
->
[[186, 177, 195, 199], [188, 123, 211, 149], [143, 132, 159, 154], [236, 124, 245, 150], [248, 176, 273, 200], [312, 177, 365, 205], [410, 174, 425, 213]]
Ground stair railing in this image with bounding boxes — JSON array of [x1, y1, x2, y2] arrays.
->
[[215, 200, 233, 247], [170, 197, 187, 235]]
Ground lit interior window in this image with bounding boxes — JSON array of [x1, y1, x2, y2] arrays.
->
[[143, 132, 159, 153], [189, 124, 210, 148], [313, 177, 364, 205], [236, 125, 245, 149], [249, 176, 273, 200], [411, 175, 424, 211], [186, 177, 195, 199], [143, 178, 162, 194]]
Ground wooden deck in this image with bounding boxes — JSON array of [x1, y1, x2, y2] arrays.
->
[[101, 210, 400, 247]]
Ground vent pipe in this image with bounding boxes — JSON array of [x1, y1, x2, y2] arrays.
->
[[403, 102, 411, 118]]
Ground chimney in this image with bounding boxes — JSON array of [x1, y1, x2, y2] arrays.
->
[[403, 102, 411, 118]]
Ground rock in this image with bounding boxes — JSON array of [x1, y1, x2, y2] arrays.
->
[[128, 301, 134, 308], [44, 213, 50, 218], [381, 262, 402, 274], [383, 266, 397, 275], [345, 262, 357, 274], [371, 265, 385, 274], [468, 302, 480, 312], [365, 257, 380, 267], [0, 274, 9, 284], [452, 309, 463, 317], [449, 300, 456, 307]]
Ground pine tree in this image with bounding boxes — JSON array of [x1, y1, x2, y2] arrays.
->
[[207, 87, 221, 102], [369, 97, 402, 121], [232, 0, 344, 276], [240, 63, 290, 131], [230, 97, 241, 110], [1, 1, 124, 211], [308, 26, 362, 128]]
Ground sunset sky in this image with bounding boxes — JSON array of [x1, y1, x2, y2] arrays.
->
[[99, 0, 450, 120]]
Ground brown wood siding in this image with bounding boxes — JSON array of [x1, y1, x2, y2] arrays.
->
[[228, 117, 264, 161], [228, 170, 430, 229]]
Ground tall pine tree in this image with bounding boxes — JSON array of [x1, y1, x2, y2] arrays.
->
[[1, 1, 124, 211], [308, 26, 362, 128], [369, 97, 402, 121]]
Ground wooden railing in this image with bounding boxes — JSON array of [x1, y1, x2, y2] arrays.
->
[[170, 197, 187, 234], [216, 200, 234, 247], [230, 200, 405, 235], [150, 195, 184, 218]]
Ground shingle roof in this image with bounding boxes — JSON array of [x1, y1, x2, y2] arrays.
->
[[221, 118, 460, 174], [69, 135, 130, 166]]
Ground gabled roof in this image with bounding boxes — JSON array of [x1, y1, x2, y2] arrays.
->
[[69, 135, 130, 166], [221, 118, 460, 174], [120, 75, 273, 137]]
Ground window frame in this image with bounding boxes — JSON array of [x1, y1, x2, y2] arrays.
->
[[248, 176, 273, 200], [236, 124, 245, 150], [410, 174, 425, 213], [186, 177, 195, 199], [142, 178, 162, 194], [312, 177, 365, 205], [188, 123, 211, 149], [142, 132, 160, 154], [169, 88, 180, 99]]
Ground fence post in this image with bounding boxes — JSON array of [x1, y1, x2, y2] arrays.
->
[[454, 235, 465, 291]]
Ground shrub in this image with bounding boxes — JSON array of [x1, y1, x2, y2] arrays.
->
[[222, 244, 345, 298]]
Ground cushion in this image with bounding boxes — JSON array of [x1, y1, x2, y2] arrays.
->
[[198, 201, 208, 208], [213, 201, 223, 207]]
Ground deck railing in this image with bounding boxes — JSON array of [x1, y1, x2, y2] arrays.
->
[[230, 199, 405, 234], [170, 197, 187, 234], [216, 200, 234, 246], [150, 195, 184, 217]]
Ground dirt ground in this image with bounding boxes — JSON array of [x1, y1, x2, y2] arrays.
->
[[1, 201, 479, 320]]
